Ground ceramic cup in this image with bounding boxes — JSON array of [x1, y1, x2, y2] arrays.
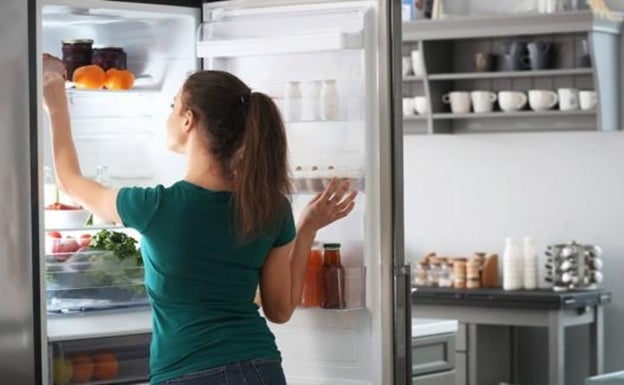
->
[[413, 96, 428, 115], [442, 91, 471, 114], [528, 90, 558, 111], [411, 50, 425, 77], [498, 91, 528, 112], [402, 56, 412, 77], [470, 91, 497, 113], [558, 88, 579, 111], [403, 97, 415, 116], [579, 90, 598, 110]]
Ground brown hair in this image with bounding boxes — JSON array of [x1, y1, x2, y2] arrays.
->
[[180, 71, 290, 240]]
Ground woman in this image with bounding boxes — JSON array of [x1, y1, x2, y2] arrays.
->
[[42, 56, 356, 385]]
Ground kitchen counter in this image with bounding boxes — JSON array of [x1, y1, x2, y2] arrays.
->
[[47, 307, 152, 342], [412, 317, 458, 338]]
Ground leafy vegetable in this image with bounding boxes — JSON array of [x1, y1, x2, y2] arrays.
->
[[89, 229, 143, 267]]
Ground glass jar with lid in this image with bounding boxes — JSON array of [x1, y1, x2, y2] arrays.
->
[[412, 261, 429, 286], [427, 259, 441, 287], [92, 47, 127, 72], [321, 243, 346, 309], [62, 39, 94, 79], [437, 258, 453, 288]]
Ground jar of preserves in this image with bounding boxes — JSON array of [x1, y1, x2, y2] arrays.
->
[[438, 258, 453, 288], [427, 260, 440, 287], [62, 39, 94, 80], [320, 243, 346, 309], [92, 47, 127, 72], [301, 241, 323, 307]]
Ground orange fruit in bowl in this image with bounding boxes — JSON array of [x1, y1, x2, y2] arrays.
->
[[104, 69, 135, 90], [72, 65, 106, 90], [69, 353, 94, 383], [92, 352, 119, 381]]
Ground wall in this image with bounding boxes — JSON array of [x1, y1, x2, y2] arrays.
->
[[403, 1, 624, 384]]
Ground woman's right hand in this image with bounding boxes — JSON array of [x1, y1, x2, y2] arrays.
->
[[297, 178, 357, 232], [42, 54, 68, 113]]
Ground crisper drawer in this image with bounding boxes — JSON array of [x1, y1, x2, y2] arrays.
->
[[46, 248, 148, 313], [49, 333, 150, 385], [412, 333, 456, 376]]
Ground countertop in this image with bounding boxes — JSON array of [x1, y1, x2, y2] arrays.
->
[[411, 317, 458, 338], [412, 287, 611, 310], [47, 307, 152, 342]]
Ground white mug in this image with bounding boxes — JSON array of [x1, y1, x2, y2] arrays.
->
[[411, 50, 425, 77], [498, 91, 528, 112], [528, 90, 558, 111], [442, 92, 471, 114], [558, 88, 579, 111], [470, 91, 497, 113], [579, 90, 598, 110], [402, 57, 412, 77], [413, 96, 428, 115], [403, 97, 415, 116]]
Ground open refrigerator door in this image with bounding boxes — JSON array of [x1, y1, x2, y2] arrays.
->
[[199, 1, 393, 384], [39, 1, 199, 384]]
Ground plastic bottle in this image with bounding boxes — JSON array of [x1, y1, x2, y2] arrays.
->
[[283, 81, 302, 122], [320, 79, 339, 120], [503, 237, 523, 290], [523, 237, 538, 290]]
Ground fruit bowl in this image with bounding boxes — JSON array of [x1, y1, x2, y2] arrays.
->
[[45, 209, 91, 229]]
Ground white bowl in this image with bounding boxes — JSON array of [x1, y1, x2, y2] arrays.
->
[[45, 209, 91, 229]]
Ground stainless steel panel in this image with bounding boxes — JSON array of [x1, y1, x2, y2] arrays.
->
[[0, 0, 40, 384]]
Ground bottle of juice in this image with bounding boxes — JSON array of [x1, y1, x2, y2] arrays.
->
[[321, 243, 346, 309], [301, 241, 323, 307]]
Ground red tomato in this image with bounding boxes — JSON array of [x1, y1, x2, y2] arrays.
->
[[79, 234, 92, 248], [47, 231, 62, 239]]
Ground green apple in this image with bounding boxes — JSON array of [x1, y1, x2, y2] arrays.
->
[[53, 358, 73, 385]]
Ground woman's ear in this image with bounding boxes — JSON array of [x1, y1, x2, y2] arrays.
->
[[183, 109, 196, 133]]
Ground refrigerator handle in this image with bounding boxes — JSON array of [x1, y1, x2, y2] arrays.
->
[[394, 264, 413, 385]]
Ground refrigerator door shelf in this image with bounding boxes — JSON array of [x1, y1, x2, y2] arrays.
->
[[292, 177, 365, 194], [196, 30, 364, 58]]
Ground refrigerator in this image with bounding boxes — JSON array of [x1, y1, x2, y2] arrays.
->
[[0, 0, 408, 384]]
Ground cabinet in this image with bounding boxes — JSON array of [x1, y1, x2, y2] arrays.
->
[[412, 333, 457, 385], [401, 12, 622, 134]]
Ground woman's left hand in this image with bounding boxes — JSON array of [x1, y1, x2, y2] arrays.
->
[[297, 178, 357, 232]]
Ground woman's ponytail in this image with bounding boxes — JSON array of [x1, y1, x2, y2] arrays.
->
[[232, 92, 290, 241]]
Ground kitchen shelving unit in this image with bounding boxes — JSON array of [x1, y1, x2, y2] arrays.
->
[[401, 11, 622, 134]]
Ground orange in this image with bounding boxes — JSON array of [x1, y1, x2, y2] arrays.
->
[[72, 65, 106, 90], [104, 69, 135, 90], [69, 353, 94, 383], [92, 352, 119, 381]]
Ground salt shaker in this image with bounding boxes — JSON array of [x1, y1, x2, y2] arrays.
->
[[283, 81, 302, 122], [320, 79, 339, 120]]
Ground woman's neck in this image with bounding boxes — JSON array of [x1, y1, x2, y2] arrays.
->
[[183, 144, 232, 191]]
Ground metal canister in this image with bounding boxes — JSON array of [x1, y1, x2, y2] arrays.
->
[[92, 47, 127, 72], [61, 39, 94, 79]]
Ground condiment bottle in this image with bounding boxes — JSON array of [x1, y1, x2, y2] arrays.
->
[[301, 241, 323, 307], [320, 243, 346, 309], [320, 79, 339, 120], [283, 81, 302, 122], [523, 237, 538, 290]]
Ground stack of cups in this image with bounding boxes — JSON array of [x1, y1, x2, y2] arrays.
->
[[453, 259, 467, 289], [503, 237, 523, 290], [523, 237, 538, 290]]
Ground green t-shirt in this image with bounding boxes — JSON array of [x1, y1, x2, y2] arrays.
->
[[116, 181, 296, 385]]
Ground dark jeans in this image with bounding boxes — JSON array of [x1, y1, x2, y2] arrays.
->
[[157, 359, 287, 385]]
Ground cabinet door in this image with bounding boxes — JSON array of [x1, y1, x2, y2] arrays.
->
[[412, 333, 456, 376], [413, 370, 457, 385], [49, 334, 150, 385], [455, 352, 467, 385]]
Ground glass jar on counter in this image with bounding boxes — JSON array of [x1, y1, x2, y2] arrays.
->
[[427, 259, 440, 287], [412, 261, 429, 286], [92, 47, 127, 72], [437, 258, 453, 288], [62, 39, 94, 80]]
